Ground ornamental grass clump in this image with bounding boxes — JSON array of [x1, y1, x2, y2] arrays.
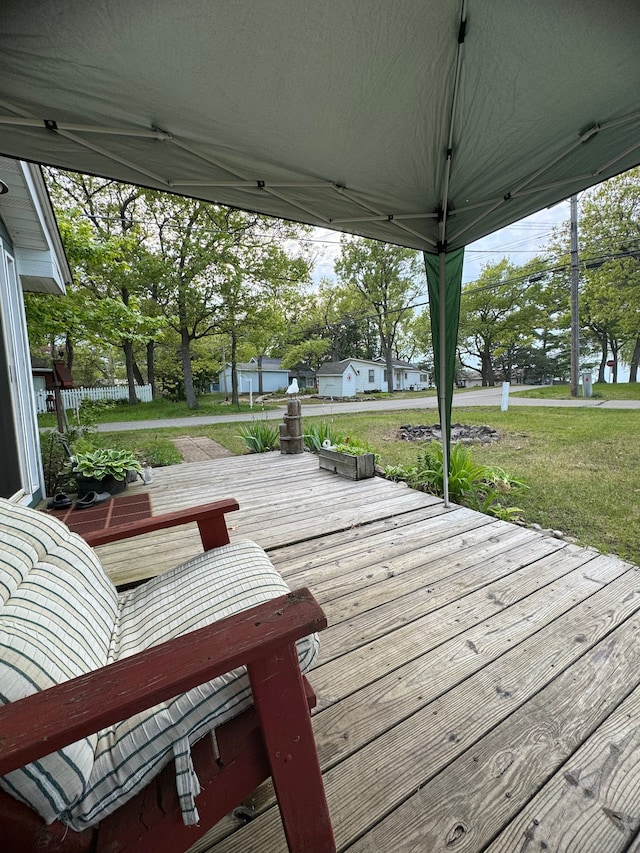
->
[[303, 422, 346, 451], [237, 421, 280, 453], [385, 440, 526, 521]]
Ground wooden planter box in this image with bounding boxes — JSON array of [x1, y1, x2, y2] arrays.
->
[[317, 448, 375, 481]]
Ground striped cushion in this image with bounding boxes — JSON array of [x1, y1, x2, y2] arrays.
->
[[0, 500, 319, 831], [66, 539, 319, 830], [0, 498, 118, 823]]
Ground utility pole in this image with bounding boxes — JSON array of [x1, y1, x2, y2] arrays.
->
[[570, 194, 580, 397]]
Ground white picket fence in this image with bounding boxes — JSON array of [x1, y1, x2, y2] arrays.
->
[[35, 384, 153, 414]]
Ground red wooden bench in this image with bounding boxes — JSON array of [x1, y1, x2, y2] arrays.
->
[[0, 499, 335, 853]]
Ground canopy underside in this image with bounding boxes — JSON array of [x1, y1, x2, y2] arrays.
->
[[1, 0, 639, 252]]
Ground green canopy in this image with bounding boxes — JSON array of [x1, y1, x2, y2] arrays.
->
[[424, 249, 465, 503], [1, 0, 639, 492]]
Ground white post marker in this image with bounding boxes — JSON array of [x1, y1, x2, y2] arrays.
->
[[501, 381, 510, 412]]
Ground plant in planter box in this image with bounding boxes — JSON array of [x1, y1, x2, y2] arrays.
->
[[71, 448, 143, 497], [317, 437, 379, 480]]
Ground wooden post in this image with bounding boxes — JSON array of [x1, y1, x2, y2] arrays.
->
[[280, 399, 304, 454]]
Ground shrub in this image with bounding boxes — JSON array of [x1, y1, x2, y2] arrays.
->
[[40, 431, 77, 495], [71, 448, 143, 481], [238, 421, 280, 453], [384, 440, 526, 521]]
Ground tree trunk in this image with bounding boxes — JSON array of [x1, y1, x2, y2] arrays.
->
[[181, 329, 198, 410], [480, 347, 495, 386], [610, 344, 619, 383], [146, 340, 157, 398], [385, 347, 394, 392], [230, 331, 239, 406], [123, 340, 138, 405], [629, 336, 640, 382], [65, 332, 74, 372], [594, 330, 608, 382], [132, 358, 145, 386], [257, 354, 264, 395]]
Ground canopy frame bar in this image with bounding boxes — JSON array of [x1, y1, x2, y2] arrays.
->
[[435, 0, 467, 508], [450, 111, 640, 244]]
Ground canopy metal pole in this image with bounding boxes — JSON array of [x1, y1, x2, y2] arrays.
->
[[438, 249, 450, 507]]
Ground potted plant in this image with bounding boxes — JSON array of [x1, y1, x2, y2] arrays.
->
[[317, 438, 378, 481], [71, 448, 143, 497]]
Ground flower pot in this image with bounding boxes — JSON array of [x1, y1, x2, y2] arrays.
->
[[317, 448, 375, 480], [76, 474, 127, 498]]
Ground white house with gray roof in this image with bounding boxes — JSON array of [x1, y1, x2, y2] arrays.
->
[[317, 358, 430, 397]]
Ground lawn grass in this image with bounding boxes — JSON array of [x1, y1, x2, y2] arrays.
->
[[102, 404, 640, 566], [513, 382, 640, 401], [37, 393, 275, 428]]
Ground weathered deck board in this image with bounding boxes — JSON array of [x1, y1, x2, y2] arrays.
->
[[91, 453, 640, 853]]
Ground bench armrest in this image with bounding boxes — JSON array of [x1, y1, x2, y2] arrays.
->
[[83, 498, 239, 550], [0, 588, 325, 777]]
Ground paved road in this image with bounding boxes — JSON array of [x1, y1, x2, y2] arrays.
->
[[97, 386, 640, 433]]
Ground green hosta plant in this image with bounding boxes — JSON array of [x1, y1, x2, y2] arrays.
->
[[238, 421, 280, 453], [71, 448, 143, 481]]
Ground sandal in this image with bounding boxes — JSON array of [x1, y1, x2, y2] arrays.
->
[[75, 491, 112, 510], [47, 493, 72, 510]]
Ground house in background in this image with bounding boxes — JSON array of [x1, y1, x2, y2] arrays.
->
[[31, 357, 74, 396], [317, 357, 430, 397], [316, 360, 361, 397], [217, 357, 289, 396], [0, 157, 71, 505], [389, 358, 431, 391]]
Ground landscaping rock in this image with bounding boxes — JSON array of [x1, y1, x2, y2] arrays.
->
[[398, 423, 501, 444]]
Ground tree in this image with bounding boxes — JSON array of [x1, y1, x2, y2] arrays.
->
[[334, 238, 425, 390], [577, 168, 640, 382], [43, 172, 164, 403], [458, 259, 540, 385]]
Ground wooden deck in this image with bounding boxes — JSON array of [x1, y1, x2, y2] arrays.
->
[[96, 452, 640, 853]]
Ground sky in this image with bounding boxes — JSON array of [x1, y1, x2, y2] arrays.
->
[[302, 200, 629, 381], [305, 200, 571, 287]]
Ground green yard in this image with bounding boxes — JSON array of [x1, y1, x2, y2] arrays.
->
[[69, 403, 640, 566]]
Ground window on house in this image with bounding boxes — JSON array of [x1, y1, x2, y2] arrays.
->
[[368, 369, 374, 382], [383, 370, 388, 382], [404, 372, 408, 379], [420, 373, 429, 382]]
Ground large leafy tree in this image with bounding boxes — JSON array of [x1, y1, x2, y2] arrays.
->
[[334, 238, 424, 390], [458, 259, 539, 385], [578, 168, 640, 382], [146, 192, 311, 408], [282, 278, 380, 367], [37, 171, 311, 409], [41, 172, 164, 403]]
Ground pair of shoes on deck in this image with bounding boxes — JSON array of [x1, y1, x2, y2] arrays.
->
[[76, 491, 112, 510]]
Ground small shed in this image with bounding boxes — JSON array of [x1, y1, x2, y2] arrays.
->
[[316, 361, 359, 398]]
